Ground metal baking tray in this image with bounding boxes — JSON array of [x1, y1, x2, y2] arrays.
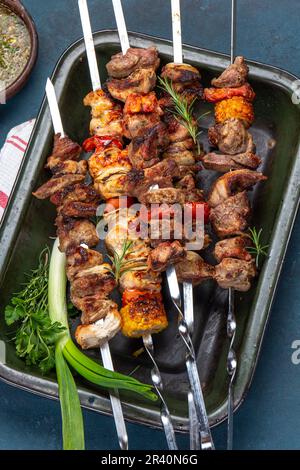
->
[[0, 30, 300, 433]]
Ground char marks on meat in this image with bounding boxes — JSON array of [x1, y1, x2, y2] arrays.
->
[[175, 251, 215, 285], [33, 174, 85, 200], [210, 191, 251, 238], [148, 241, 186, 272], [208, 169, 267, 208], [128, 121, 169, 169], [214, 236, 252, 262], [106, 47, 160, 79], [202, 151, 261, 172], [47, 133, 82, 162], [212, 56, 249, 88], [107, 68, 157, 103], [56, 216, 99, 253], [66, 247, 103, 281]]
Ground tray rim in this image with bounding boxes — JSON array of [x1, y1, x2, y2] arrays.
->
[[0, 29, 300, 433]]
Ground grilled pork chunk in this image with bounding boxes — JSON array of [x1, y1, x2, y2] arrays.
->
[[128, 121, 169, 169], [160, 63, 203, 103], [107, 68, 157, 103], [148, 241, 186, 272], [212, 56, 249, 88], [202, 151, 261, 172], [106, 46, 160, 79], [214, 236, 252, 262], [46, 159, 88, 176], [59, 201, 98, 219], [208, 118, 254, 155], [47, 133, 82, 162], [56, 216, 99, 253], [175, 251, 215, 285], [214, 258, 256, 291], [208, 169, 267, 208], [71, 264, 116, 299], [33, 174, 85, 200], [209, 192, 251, 238], [66, 247, 103, 281]]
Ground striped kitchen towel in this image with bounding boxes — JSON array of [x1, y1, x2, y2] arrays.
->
[[0, 119, 35, 221]]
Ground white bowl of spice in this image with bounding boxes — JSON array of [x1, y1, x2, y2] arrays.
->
[[0, 0, 38, 101]]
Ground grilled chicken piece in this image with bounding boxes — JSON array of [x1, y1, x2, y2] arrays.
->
[[119, 270, 161, 293], [120, 292, 168, 338], [175, 251, 215, 286], [83, 88, 120, 115], [83, 89, 123, 137], [142, 187, 186, 205], [209, 192, 251, 238], [56, 216, 99, 253], [75, 310, 121, 349], [202, 152, 261, 172], [204, 83, 255, 103], [148, 241, 186, 272], [50, 183, 99, 206], [106, 46, 160, 79], [33, 174, 86, 200], [107, 68, 157, 103], [208, 169, 267, 208], [89, 146, 131, 182], [46, 159, 88, 176], [47, 133, 82, 162], [123, 92, 164, 139], [214, 236, 252, 262], [208, 118, 254, 155], [66, 246, 103, 281], [214, 258, 256, 291], [59, 201, 99, 219], [128, 122, 169, 169], [212, 56, 249, 88], [71, 264, 116, 298]]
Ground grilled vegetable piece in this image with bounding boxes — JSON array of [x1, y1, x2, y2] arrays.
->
[[201, 151, 261, 172], [175, 251, 215, 285], [75, 310, 121, 349], [209, 192, 251, 238], [215, 96, 254, 127], [120, 291, 168, 338], [204, 83, 255, 103], [211, 56, 249, 88], [214, 258, 256, 291], [214, 236, 252, 262], [208, 118, 254, 155], [106, 46, 160, 79], [107, 68, 157, 103], [33, 174, 85, 199], [208, 169, 267, 208], [148, 241, 186, 272]]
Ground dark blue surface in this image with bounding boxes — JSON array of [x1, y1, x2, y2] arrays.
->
[[1, 0, 300, 450]]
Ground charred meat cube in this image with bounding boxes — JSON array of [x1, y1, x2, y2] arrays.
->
[[214, 236, 252, 262], [175, 251, 215, 286], [214, 258, 256, 291], [208, 118, 255, 155], [211, 56, 249, 88], [71, 264, 116, 299], [66, 246, 103, 281], [106, 47, 160, 79], [209, 191, 251, 238], [148, 241, 186, 272], [56, 216, 99, 253], [201, 151, 261, 172], [107, 68, 157, 103], [33, 174, 85, 200]]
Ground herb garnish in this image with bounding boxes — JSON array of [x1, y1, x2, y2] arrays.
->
[[4, 247, 66, 373], [158, 76, 209, 152], [246, 227, 269, 267], [107, 239, 135, 282]]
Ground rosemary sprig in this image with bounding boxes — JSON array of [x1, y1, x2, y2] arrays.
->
[[107, 239, 135, 282], [158, 76, 209, 152], [246, 227, 269, 267]]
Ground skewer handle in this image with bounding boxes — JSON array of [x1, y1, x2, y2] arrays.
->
[[78, 0, 101, 91], [171, 0, 183, 63], [112, 0, 130, 55], [100, 343, 128, 450], [230, 0, 237, 64], [143, 334, 178, 450], [45, 79, 65, 137]]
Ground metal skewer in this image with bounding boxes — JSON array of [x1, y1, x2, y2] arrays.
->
[[169, 0, 214, 450], [78, 0, 128, 450], [227, 0, 237, 451], [111, 0, 178, 450]]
